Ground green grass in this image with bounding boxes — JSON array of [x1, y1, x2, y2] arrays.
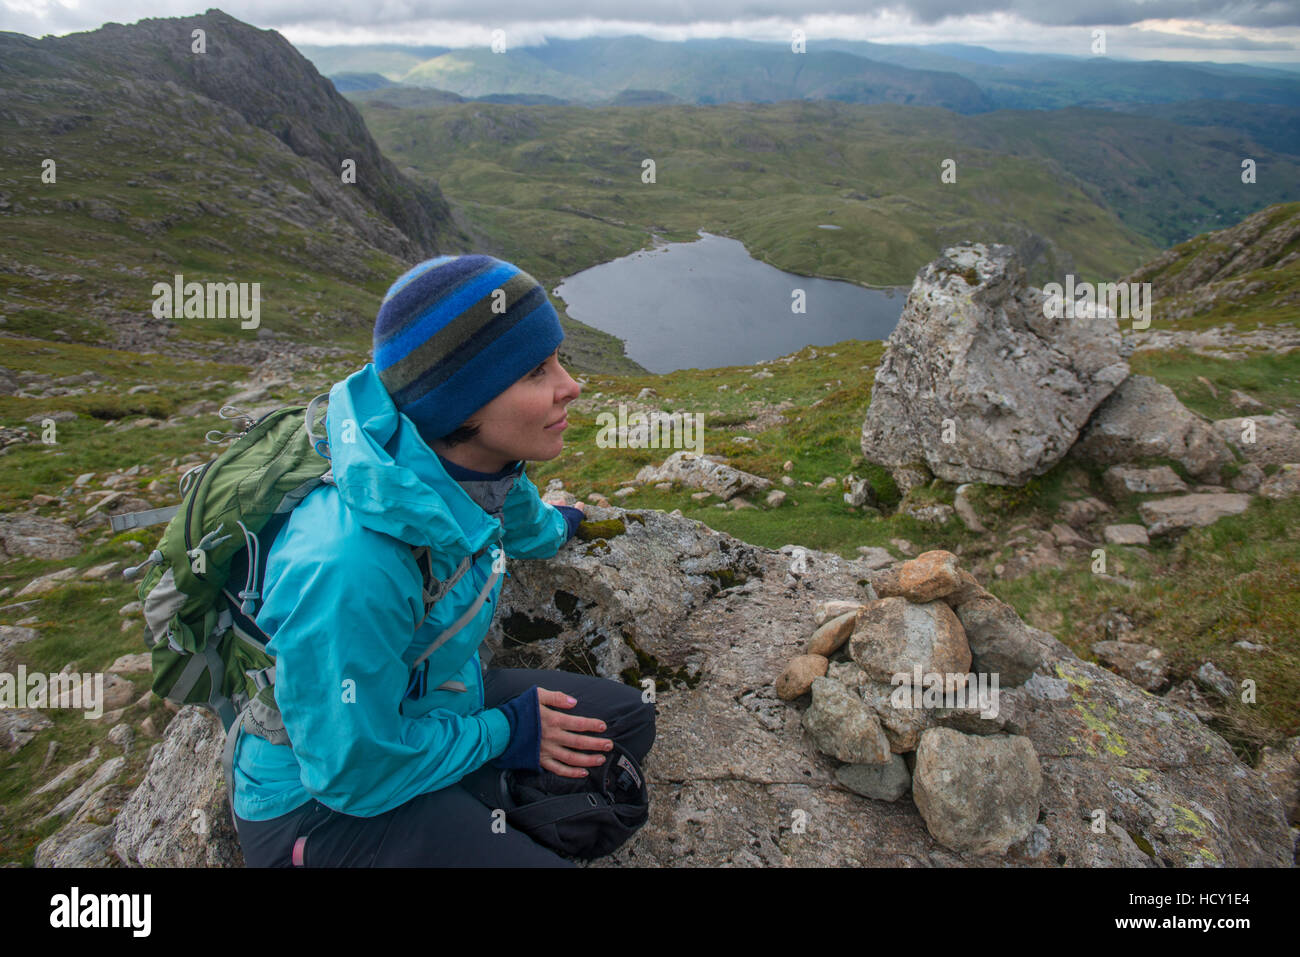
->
[[1129, 347, 1300, 420]]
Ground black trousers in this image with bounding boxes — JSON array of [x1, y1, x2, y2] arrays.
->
[[233, 668, 656, 867]]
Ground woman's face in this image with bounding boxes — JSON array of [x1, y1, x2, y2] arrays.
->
[[440, 348, 581, 471]]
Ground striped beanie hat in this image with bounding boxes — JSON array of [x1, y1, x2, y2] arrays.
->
[[373, 254, 565, 442]]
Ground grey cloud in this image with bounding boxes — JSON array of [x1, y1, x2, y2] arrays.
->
[[2, 0, 1297, 42], [898, 1, 1299, 28]]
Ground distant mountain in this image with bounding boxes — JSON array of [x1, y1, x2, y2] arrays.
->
[[0, 9, 466, 354], [521, 36, 994, 111], [610, 89, 686, 106], [330, 72, 395, 93], [401, 48, 610, 101], [307, 34, 993, 112], [297, 42, 451, 80], [301, 35, 1300, 115], [957, 107, 1298, 247]]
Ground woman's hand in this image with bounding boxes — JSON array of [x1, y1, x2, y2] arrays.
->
[[544, 496, 586, 513], [537, 688, 611, 778]]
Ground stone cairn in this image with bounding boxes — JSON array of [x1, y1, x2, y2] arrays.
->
[[775, 549, 1045, 856]]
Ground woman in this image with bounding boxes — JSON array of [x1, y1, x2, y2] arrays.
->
[[230, 254, 656, 866]]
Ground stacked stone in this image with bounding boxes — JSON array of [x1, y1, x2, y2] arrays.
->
[[775, 550, 1054, 856]]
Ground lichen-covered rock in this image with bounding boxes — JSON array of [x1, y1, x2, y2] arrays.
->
[[487, 505, 766, 684], [1212, 415, 1300, 467], [996, 658, 1292, 866], [634, 451, 772, 501], [861, 243, 1128, 486], [912, 728, 1042, 855]]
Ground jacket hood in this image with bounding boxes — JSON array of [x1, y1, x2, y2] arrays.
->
[[323, 362, 504, 553]]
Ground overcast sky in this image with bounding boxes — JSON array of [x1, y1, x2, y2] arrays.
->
[[3, 1, 1298, 63]]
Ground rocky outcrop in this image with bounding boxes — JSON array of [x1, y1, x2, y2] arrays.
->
[[112, 707, 242, 868], [61, 510, 1292, 867], [860, 242, 1129, 487], [634, 451, 772, 501], [1212, 415, 1300, 468], [1119, 201, 1300, 322]]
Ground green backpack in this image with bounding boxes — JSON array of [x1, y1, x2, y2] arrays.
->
[[125, 396, 335, 740], [119, 396, 490, 822]]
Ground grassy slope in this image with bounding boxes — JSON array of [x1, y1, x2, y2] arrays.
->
[[0, 70, 396, 356]]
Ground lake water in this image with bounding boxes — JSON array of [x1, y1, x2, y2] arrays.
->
[[553, 231, 905, 373]]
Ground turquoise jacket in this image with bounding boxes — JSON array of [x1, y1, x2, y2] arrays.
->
[[231, 362, 570, 821]]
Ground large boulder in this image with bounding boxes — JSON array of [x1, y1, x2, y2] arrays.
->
[[1070, 375, 1235, 483], [860, 242, 1128, 486]]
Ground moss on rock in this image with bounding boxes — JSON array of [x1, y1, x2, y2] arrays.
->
[[576, 518, 626, 542]]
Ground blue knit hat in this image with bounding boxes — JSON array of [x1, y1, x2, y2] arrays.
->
[[373, 254, 565, 442]]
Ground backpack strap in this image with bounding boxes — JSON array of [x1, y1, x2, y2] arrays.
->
[[410, 540, 492, 628], [411, 540, 505, 668]]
